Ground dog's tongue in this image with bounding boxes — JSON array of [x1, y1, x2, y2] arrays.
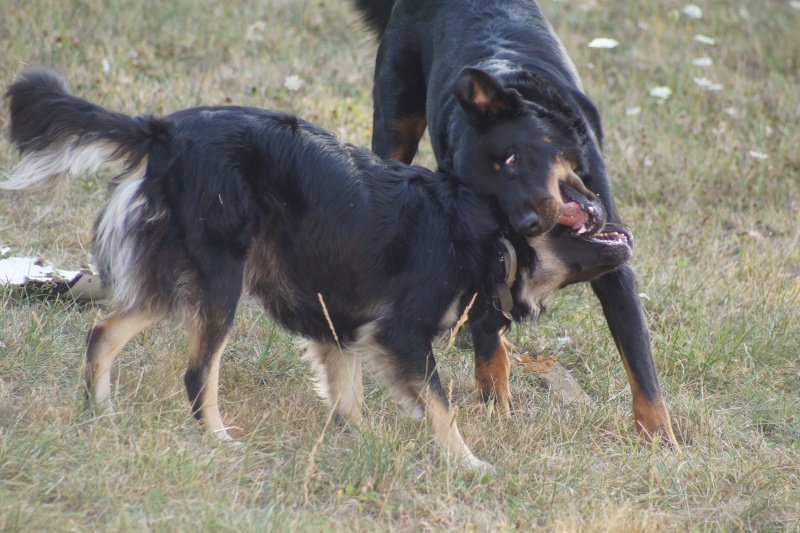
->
[[558, 201, 589, 230]]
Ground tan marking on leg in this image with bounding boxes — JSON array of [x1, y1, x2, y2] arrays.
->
[[474, 335, 512, 414], [191, 333, 232, 440], [618, 347, 680, 450], [304, 341, 364, 424], [424, 386, 492, 471], [388, 115, 427, 164], [630, 382, 679, 449], [85, 310, 158, 414], [360, 332, 491, 470]]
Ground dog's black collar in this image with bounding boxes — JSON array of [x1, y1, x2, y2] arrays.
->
[[496, 237, 517, 315]]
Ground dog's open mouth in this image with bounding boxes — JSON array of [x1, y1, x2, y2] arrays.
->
[[583, 225, 632, 247], [556, 183, 631, 247]]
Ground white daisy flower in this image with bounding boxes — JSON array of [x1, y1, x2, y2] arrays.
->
[[284, 75, 304, 91], [694, 34, 716, 45], [649, 86, 672, 100], [245, 21, 267, 42], [693, 77, 722, 90], [682, 4, 703, 18], [587, 37, 619, 49]]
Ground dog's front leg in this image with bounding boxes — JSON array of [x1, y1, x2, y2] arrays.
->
[[422, 370, 493, 472], [471, 324, 512, 415], [370, 331, 492, 470], [591, 265, 680, 449], [304, 340, 364, 425]]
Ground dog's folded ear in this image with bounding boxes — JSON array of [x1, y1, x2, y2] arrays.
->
[[453, 67, 526, 123]]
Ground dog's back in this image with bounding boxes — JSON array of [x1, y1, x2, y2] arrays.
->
[[4, 69, 499, 333]]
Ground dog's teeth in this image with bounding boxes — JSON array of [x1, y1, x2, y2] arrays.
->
[[576, 225, 588, 235]]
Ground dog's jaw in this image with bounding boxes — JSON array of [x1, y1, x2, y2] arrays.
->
[[514, 238, 563, 318]]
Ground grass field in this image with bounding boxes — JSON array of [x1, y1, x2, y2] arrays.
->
[[1, 0, 799, 530]]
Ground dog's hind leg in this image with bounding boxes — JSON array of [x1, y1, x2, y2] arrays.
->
[[183, 263, 245, 441], [372, 46, 428, 163], [85, 310, 159, 416], [304, 341, 364, 424], [185, 314, 236, 441]]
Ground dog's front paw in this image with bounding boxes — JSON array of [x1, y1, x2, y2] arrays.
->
[[92, 398, 116, 418], [462, 454, 495, 474], [472, 388, 513, 418]]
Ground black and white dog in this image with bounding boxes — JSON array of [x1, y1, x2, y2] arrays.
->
[[1, 69, 630, 469]]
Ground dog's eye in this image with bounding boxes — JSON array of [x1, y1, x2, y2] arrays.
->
[[505, 154, 518, 167]]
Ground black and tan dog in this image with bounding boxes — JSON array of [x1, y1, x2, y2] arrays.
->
[[354, 0, 678, 447], [1, 69, 632, 469]]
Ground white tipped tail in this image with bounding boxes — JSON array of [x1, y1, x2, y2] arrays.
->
[[1, 68, 159, 209]]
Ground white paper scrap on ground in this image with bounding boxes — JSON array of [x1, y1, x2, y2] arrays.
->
[[0, 256, 104, 300]]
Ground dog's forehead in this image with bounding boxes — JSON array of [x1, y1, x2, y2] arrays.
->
[[475, 115, 555, 151], [478, 114, 567, 151]]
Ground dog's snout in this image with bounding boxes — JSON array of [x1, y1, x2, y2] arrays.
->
[[510, 194, 561, 237], [516, 211, 543, 237]]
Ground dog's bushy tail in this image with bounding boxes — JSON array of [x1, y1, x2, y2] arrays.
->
[[1, 68, 166, 208], [353, 0, 396, 39]]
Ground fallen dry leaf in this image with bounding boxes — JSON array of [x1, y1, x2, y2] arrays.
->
[[516, 352, 558, 373]]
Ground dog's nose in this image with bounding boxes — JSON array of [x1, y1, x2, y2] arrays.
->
[[517, 211, 543, 237]]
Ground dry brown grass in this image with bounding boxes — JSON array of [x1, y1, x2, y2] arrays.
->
[[1, 0, 799, 530]]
